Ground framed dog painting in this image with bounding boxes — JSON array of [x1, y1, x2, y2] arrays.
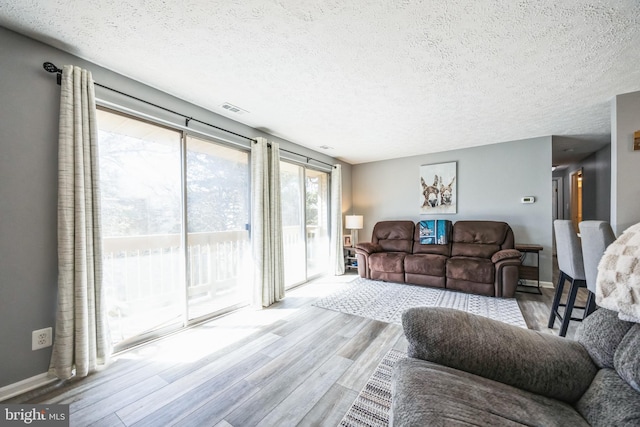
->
[[419, 161, 457, 214]]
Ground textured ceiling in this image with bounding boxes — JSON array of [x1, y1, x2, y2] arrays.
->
[[1, 1, 639, 164]]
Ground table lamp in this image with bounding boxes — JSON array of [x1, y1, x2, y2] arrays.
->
[[345, 215, 364, 247]]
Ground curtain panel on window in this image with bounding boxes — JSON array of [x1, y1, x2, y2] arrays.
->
[[49, 65, 112, 380], [330, 164, 345, 275], [251, 137, 285, 307]]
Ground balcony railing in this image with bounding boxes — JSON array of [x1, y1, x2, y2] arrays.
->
[[103, 230, 249, 308], [102, 225, 327, 343]]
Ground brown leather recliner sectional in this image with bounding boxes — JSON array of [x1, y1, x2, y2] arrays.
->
[[354, 220, 522, 298]]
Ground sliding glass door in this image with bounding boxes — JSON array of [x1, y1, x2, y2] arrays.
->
[[186, 135, 251, 320], [280, 162, 306, 286], [97, 109, 185, 347], [280, 161, 330, 288], [97, 108, 251, 349], [305, 169, 330, 278]]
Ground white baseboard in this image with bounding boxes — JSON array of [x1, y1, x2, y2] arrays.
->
[[0, 372, 56, 402]]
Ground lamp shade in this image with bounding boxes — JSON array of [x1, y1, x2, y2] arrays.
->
[[345, 215, 364, 230]]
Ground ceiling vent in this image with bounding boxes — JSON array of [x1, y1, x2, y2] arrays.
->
[[220, 102, 249, 115]]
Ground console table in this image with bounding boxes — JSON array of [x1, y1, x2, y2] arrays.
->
[[515, 244, 543, 294]]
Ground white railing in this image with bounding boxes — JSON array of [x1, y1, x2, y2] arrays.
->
[[103, 226, 324, 316], [187, 230, 249, 298], [102, 231, 249, 314]]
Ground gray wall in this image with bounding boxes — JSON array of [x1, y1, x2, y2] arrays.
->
[[560, 144, 611, 224], [611, 91, 640, 235], [0, 26, 350, 389], [352, 137, 553, 282], [594, 145, 612, 222]]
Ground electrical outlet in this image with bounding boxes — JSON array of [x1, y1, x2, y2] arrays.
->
[[32, 327, 52, 350]]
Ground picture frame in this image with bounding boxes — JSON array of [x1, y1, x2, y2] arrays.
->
[[419, 161, 457, 214], [343, 235, 352, 247]]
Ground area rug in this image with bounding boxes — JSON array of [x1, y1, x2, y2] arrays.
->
[[313, 277, 527, 328], [339, 349, 406, 427]]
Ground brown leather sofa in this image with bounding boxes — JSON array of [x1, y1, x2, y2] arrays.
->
[[355, 220, 522, 298]]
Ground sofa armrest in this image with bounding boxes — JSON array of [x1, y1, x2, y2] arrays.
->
[[491, 248, 521, 263], [492, 250, 521, 297], [402, 307, 598, 403], [354, 242, 382, 279], [354, 242, 383, 255]]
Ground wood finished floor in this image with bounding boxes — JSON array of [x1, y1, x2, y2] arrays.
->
[[10, 268, 589, 427]]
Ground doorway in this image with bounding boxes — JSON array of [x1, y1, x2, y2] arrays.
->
[[552, 177, 564, 221], [570, 169, 583, 233]]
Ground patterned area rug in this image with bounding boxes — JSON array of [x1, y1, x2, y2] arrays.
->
[[340, 349, 406, 427], [313, 277, 527, 328]]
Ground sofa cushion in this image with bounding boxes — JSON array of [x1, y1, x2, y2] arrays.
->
[[402, 308, 597, 404], [614, 323, 640, 392], [452, 242, 501, 259], [404, 253, 447, 276], [451, 221, 512, 258], [369, 252, 406, 273], [372, 221, 414, 253], [392, 358, 589, 427], [447, 256, 494, 284], [576, 308, 634, 369], [575, 368, 640, 426], [452, 220, 511, 244]]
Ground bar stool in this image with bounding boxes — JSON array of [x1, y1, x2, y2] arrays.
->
[[548, 220, 587, 337], [579, 221, 616, 316]]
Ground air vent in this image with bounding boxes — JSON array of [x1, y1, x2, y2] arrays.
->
[[220, 102, 248, 115]]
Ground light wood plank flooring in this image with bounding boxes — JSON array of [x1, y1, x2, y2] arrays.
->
[[9, 269, 589, 426]]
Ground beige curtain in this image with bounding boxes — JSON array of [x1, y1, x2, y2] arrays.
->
[[49, 65, 111, 380], [330, 164, 345, 275], [251, 137, 285, 307]]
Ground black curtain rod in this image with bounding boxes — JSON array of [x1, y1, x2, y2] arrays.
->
[[43, 62, 335, 169], [278, 148, 335, 169], [44, 62, 254, 143]]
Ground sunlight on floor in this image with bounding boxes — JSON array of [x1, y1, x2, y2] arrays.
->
[[115, 274, 358, 364]]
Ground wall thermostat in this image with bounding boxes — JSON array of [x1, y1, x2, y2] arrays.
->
[[521, 196, 535, 204]]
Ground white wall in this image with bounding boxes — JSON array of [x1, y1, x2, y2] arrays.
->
[[611, 91, 640, 235], [352, 136, 553, 282]]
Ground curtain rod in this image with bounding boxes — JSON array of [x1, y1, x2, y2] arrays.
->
[[43, 62, 336, 169]]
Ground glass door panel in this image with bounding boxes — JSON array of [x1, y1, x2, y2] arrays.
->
[[186, 135, 251, 320], [97, 109, 184, 348], [305, 169, 330, 278], [280, 162, 306, 288], [280, 162, 330, 287]]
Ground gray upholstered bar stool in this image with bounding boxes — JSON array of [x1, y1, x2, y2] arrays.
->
[[578, 220, 616, 316], [548, 220, 587, 337]]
